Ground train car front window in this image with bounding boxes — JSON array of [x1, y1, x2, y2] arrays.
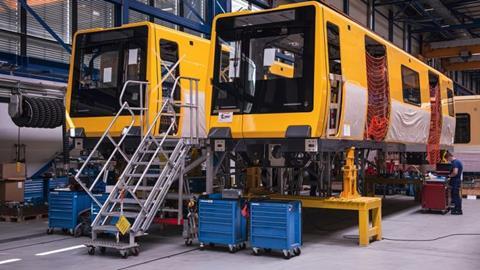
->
[[70, 26, 148, 117], [212, 6, 315, 115], [212, 36, 243, 113]]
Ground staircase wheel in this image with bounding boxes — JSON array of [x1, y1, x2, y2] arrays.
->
[[131, 247, 139, 256], [100, 247, 106, 254], [185, 238, 193, 246], [120, 250, 129, 259], [87, 246, 95, 256]]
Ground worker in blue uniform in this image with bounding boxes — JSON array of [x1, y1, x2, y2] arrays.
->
[[446, 152, 463, 215]]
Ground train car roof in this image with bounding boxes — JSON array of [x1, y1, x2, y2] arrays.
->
[[73, 21, 209, 45], [214, 1, 451, 83]]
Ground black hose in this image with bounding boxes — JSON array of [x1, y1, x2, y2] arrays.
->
[[343, 233, 480, 242]]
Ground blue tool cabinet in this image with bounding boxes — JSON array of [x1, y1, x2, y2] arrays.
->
[[198, 196, 247, 253], [250, 200, 302, 259], [47, 191, 91, 236], [24, 179, 46, 205]]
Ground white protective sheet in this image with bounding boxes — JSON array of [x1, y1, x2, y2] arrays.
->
[[440, 115, 455, 146], [181, 90, 207, 138], [385, 100, 431, 144], [339, 82, 368, 139], [454, 145, 480, 173]]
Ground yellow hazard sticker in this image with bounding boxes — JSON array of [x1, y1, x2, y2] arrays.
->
[[116, 215, 131, 235]]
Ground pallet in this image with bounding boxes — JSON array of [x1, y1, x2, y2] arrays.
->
[[461, 188, 480, 196], [0, 204, 48, 222], [0, 213, 48, 222]]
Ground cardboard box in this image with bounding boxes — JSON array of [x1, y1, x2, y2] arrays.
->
[[0, 163, 26, 179], [0, 179, 24, 202]]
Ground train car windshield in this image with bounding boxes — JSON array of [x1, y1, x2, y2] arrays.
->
[[212, 6, 315, 114], [70, 26, 148, 117]]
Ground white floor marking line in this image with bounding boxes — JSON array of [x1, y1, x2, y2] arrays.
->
[[0, 258, 22, 265], [35, 245, 85, 256]]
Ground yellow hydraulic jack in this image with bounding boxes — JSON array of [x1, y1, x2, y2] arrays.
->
[[340, 147, 360, 199]]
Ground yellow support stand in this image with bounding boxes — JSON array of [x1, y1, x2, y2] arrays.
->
[[267, 147, 382, 246]]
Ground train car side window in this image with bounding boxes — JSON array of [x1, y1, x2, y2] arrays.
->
[[447, 88, 454, 117], [326, 22, 342, 135], [401, 65, 421, 106], [326, 23, 342, 75], [455, 113, 470, 143]]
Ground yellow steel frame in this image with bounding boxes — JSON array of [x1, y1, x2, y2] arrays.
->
[[269, 195, 382, 246]]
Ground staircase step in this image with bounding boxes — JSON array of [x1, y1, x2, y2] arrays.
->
[[102, 211, 138, 218], [132, 161, 166, 166], [128, 186, 154, 191], [125, 173, 160, 178], [110, 198, 146, 204], [93, 225, 118, 232], [85, 239, 139, 249], [139, 150, 160, 154]]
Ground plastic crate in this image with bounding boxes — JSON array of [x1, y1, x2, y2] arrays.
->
[[48, 191, 91, 235], [198, 197, 247, 252], [250, 200, 302, 259]]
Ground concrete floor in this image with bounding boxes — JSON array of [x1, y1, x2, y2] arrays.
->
[[1, 195, 479, 270]]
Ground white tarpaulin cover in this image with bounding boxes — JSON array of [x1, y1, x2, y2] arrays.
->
[[385, 100, 430, 144], [440, 115, 455, 146], [181, 90, 206, 138], [339, 82, 368, 139]]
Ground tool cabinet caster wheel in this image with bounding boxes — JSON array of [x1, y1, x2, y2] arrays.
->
[[120, 250, 128, 259], [100, 247, 106, 254], [293, 247, 301, 256], [74, 227, 82, 238], [199, 243, 205, 250], [252, 247, 260, 256], [240, 243, 246, 250], [87, 247, 95, 255], [228, 244, 236, 253], [185, 239, 193, 246], [46, 228, 53, 235], [69, 229, 74, 236], [282, 250, 291, 260], [131, 247, 139, 256]]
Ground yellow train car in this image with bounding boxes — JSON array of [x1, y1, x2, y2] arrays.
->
[[454, 96, 480, 175], [66, 22, 210, 140], [206, 1, 454, 157]]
